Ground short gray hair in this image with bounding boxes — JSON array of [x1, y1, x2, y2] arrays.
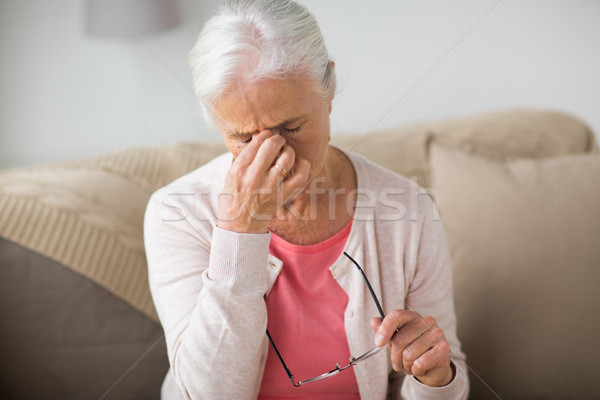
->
[[188, 0, 336, 126]]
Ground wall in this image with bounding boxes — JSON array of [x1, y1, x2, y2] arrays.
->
[[1, 0, 599, 168]]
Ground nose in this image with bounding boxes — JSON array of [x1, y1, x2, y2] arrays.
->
[[260, 128, 282, 136]]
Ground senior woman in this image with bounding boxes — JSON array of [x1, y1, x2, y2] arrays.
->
[[144, 0, 468, 399]]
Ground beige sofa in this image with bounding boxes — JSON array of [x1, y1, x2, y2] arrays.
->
[[1, 109, 598, 399]]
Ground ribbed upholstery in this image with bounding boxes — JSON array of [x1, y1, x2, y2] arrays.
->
[[0, 141, 227, 323]]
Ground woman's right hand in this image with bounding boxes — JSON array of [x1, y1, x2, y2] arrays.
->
[[217, 130, 311, 233]]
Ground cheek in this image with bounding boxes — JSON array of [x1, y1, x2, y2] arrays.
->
[[291, 133, 328, 168], [225, 140, 245, 158]]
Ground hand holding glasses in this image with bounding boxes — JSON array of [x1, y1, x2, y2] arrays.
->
[[265, 252, 387, 387], [266, 251, 455, 388]]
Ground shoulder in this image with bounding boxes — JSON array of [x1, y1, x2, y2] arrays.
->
[[145, 152, 232, 226], [341, 149, 437, 227], [343, 148, 427, 199], [155, 151, 232, 197]]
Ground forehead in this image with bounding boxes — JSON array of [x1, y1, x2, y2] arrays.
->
[[213, 77, 323, 134]]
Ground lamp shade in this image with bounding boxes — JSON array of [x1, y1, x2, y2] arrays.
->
[[86, 0, 181, 37]]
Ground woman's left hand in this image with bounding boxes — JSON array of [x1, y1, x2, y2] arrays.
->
[[371, 310, 454, 387]]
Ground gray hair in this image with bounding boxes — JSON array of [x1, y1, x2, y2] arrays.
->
[[188, 0, 336, 126]]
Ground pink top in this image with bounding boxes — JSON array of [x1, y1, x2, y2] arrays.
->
[[258, 220, 360, 399]]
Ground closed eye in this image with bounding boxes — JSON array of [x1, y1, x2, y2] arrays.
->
[[283, 125, 301, 134]]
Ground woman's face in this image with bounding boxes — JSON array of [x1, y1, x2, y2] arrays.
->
[[212, 77, 333, 183]]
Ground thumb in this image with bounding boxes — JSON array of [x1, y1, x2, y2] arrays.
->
[[370, 316, 383, 333]]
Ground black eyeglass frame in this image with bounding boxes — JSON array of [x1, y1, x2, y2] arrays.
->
[[265, 252, 386, 387]]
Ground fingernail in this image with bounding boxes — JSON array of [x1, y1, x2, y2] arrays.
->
[[375, 334, 385, 347], [392, 363, 400, 372]]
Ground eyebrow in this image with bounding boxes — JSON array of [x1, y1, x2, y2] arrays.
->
[[226, 115, 308, 138]]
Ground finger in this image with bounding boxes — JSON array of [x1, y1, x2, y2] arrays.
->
[[280, 156, 310, 203], [411, 340, 452, 380], [279, 144, 296, 171], [250, 132, 286, 173], [375, 310, 421, 347], [269, 144, 295, 182], [234, 130, 274, 166], [370, 316, 383, 332], [389, 316, 437, 372], [396, 324, 440, 374]]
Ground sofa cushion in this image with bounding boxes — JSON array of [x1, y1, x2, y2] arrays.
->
[[429, 143, 600, 399], [0, 142, 227, 323], [332, 127, 432, 187], [332, 109, 597, 188], [0, 238, 168, 400], [428, 108, 598, 161]]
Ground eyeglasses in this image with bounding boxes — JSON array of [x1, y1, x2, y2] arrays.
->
[[265, 252, 386, 387]]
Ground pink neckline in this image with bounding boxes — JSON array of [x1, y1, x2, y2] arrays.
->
[[269, 219, 353, 254]]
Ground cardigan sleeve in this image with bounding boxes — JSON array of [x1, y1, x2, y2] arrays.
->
[[144, 191, 270, 399], [398, 194, 470, 399]]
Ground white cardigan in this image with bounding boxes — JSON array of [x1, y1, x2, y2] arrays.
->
[[144, 149, 469, 400]]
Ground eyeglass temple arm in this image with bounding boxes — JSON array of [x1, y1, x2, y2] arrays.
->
[[265, 329, 300, 387], [343, 252, 386, 320]]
